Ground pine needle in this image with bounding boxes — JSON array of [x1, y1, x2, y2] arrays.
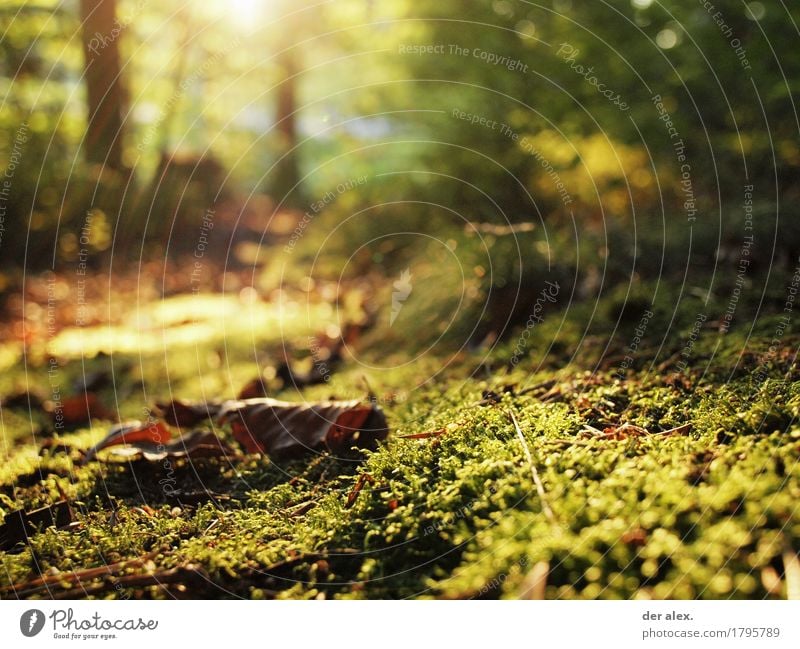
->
[[508, 409, 556, 525]]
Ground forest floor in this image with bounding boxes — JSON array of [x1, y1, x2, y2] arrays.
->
[[1, 265, 799, 599]]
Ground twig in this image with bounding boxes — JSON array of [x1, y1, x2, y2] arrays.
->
[[468, 379, 558, 408], [580, 424, 606, 437], [287, 501, 317, 517], [508, 410, 556, 525], [656, 349, 684, 373], [49, 564, 207, 600], [1, 550, 161, 598], [465, 222, 536, 236], [653, 423, 692, 437], [782, 541, 800, 600], [518, 560, 550, 600], [398, 429, 446, 440], [516, 379, 558, 397], [548, 438, 596, 447], [761, 566, 782, 597], [345, 473, 375, 508], [201, 518, 221, 536]]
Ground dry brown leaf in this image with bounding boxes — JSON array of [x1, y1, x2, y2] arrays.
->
[[84, 420, 172, 462], [107, 430, 236, 462], [217, 397, 388, 458], [237, 376, 270, 399], [622, 527, 648, 547], [602, 423, 650, 439], [47, 393, 114, 427], [0, 500, 75, 551], [154, 400, 220, 428]]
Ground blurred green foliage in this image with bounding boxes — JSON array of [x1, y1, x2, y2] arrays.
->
[[0, 0, 798, 308]]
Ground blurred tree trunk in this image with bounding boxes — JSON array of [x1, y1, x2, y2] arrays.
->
[[268, 8, 304, 207], [79, 0, 125, 171]]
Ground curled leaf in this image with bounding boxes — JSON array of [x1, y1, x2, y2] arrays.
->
[[216, 398, 388, 458], [154, 400, 220, 428], [84, 420, 172, 462], [107, 430, 236, 462]]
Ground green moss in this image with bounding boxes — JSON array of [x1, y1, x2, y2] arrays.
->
[[1, 292, 799, 599]]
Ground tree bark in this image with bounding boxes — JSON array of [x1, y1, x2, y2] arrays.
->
[[270, 48, 302, 204], [79, 0, 125, 171], [268, 14, 304, 206]]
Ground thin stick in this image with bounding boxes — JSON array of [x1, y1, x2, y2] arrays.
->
[[548, 438, 596, 447], [518, 560, 550, 600], [508, 410, 556, 525], [49, 564, 206, 600], [783, 542, 800, 600], [1, 550, 161, 598]]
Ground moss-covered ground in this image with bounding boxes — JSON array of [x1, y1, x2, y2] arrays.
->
[[1, 275, 799, 599]]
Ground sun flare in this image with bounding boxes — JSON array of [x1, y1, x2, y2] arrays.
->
[[226, 0, 264, 28]]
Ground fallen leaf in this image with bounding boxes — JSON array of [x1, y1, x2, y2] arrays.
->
[[276, 360, 330, 390], [154, 400, 220, 428], [601, 423, 651, 439], [622, 528, 648, 547], [47, 393, 114, 427], [238, 376, 270, 399], [217, 397, 388, 457], [84, 420, 172, 462], [107, 430, 236, 462], [664, 373, 693, 391], [539, 384, 564, 402], [0, 500, 75, 551]]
